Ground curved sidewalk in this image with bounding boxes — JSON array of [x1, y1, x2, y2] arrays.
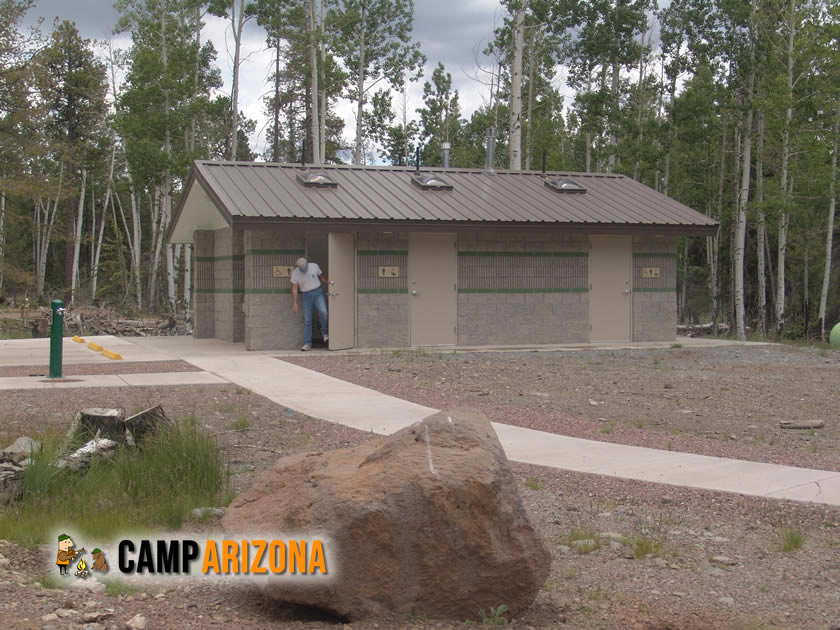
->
[[181, 352, 840, 507]]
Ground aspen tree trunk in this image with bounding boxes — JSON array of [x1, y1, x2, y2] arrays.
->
[[709, 117, 727, 334], [756, 111, 766, 335], [508, 2, 526, 171], [352, 1, 367, 165], [36, 164, 64, 296], [319, 0, 326, 163], [585, 69, 592, 172], [192, 3, 200, 155], [70, 168, 87, 305], [308, 0, 321, 164], [776, 0, 796, 336], [0, 191, 5, 290], [803, 239, 809, 337], [818, 109, 838, 340], [272, 39, 281, 162], [608, 58, 619, 172], [228, 0, 246, 160], [91, 140, 117, 301], [524, 27, 537, 171]]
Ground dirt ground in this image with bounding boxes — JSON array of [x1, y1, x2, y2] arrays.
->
[[288, 343, 840, 472], [0, 345, 839, 629]]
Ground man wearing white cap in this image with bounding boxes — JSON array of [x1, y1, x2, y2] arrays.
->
[[290, 257, 329, 351]]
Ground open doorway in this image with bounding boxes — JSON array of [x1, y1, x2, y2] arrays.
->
[[306, 234, 329, 349]]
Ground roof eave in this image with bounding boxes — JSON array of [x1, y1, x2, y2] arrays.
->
[[231, 216, 719, 237]]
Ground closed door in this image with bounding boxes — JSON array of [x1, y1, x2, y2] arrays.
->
[[327, 233, 355, 350], [589, 235, 632, 342], [409, 233, 457, 346]]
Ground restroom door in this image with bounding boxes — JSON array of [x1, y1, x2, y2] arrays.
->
[[408, 233, 457, 346], [589, 235, 632, 342], [327, 233, 356, 350]]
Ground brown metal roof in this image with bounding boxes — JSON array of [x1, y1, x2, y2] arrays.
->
[[175, 160, 719, 235]]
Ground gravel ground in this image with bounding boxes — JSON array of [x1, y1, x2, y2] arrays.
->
[[0, 361, 201, 379], [1, 364, 839, 629], [286, 343, 840, 472]]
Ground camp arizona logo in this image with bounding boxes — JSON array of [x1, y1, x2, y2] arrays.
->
[[118, 537, 328, 576], [51, 533, 331, 581]]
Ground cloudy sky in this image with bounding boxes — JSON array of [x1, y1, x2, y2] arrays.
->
[[24, 0, 577, 158]]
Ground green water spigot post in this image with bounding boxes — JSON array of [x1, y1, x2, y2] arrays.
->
[[49, 299, 65, 378]]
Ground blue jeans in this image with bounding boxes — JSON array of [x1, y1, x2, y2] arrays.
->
[[302, 286, 328, 346]]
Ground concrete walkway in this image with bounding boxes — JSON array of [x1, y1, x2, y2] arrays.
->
[[2, 335, 837, 506]]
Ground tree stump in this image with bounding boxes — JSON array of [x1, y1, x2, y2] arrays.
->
[[125, 405, 170, 443]]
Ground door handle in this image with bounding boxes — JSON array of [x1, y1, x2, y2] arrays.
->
[[411, 290, 419, 296], [623, 289, 631, 295]]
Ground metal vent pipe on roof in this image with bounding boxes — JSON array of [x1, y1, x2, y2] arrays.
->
[[441, 141, 451, 169], [485, 127, 496, 175]]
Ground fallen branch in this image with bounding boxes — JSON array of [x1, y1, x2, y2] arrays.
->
[[779, 420, 825, 430]]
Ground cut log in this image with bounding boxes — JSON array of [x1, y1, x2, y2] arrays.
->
[[78, 408, 126, 441], [125, 405, 170, 443], [779, 420, 825, 430]]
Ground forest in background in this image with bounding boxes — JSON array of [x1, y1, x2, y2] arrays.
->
[[0, 0, 838, 342]]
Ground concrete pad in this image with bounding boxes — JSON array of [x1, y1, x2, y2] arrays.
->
[[0, 335, 180, 367], [0, 371, 228, 390]]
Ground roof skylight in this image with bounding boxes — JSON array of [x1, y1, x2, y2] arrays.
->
[[410, 173, 454, 191], [296, 171, 338, 188], [544, 178, 586, 193]]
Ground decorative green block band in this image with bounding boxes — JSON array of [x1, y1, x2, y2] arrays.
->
[[246, 249, 305, 256], [357, 288, 409, 294], [633, 253, 677, 258], [633, 287, 677, 292], [458, 288, 588, 294], [195, 288, 245, 294], [357, 250, 408, 256], [195, 255, 245, 262], [244, 288, 292, 294], [458, 251, 588, 257]]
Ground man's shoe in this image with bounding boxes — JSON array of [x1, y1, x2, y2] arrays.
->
[[300, 344, 311, 351], [323, 334, 329, 343]]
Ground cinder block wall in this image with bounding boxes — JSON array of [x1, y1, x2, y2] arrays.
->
[[211, 228, 244, 343], [357, 234, 409, 348], [243, 229, 306, 350], [632, 235, 677, 341], [193, 230, 215, 338], [456, 231, 590, 346]]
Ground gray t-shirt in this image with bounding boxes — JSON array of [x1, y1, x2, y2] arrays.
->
[[290, 263, 322, 292]]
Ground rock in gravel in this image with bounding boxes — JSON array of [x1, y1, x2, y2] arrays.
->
[[705, 567, 726, 577], [223, 408, 551, 621], [600, 532, 623, 542], [0, 460, 24, 505], [126, 614, 147, 630], [55, 608, 79, 618], [1, 436, 40, 464], [556, 545, 572, 554], [570, 539, 597, 552], [712, 555, 737, 566], [719, 596, 735, 606], [41, 613, 58, 623], [190, 507, 225, 520], [83, 611, 114, 623]]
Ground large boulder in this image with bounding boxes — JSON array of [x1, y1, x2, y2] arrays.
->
[[222, 408, 550, 621], [1, 436, 40, 465]]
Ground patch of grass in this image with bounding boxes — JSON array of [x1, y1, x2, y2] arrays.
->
[[0, 417, 229, 546], [37, 573, 69, 591], [635, 418, 645, 429], [818, 349, 830, 358], [667, 440, 673, 451], [760, 584, 769, 593], [229, 417, 251, 431], [479, 604, 509, 626], [623, 533, 664, 559], [524, 478, 543, 491], [601, 420, 616, 434], [567, 528, 601, 554], [670, 343, 683, 348], [408, 609, 429, 623], [587, 586, 608, 601], [103, 578, 141, 597], [651, 356, 662, 368], [779, 527, 805, 552], [234, 386, 247, 396]]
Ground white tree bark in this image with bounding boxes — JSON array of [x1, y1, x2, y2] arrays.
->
[[352, 2, 367, 165], [91, 141, 117, 300], [524, 26, 537, 171], [318, 0, 326, 163], [756, 111, 766, 335], [819, 110, 838, 340], [508, 2, 526, 171], [0, 191, 5, 290], [309, 0, 321, 164], [167, 242, 177, 314], [735, 0, 758, 341], [776, 0, 796, 336], [35, 163, 64, 296], [70, 168, 87, 305], [228, 0, 247, 160]]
